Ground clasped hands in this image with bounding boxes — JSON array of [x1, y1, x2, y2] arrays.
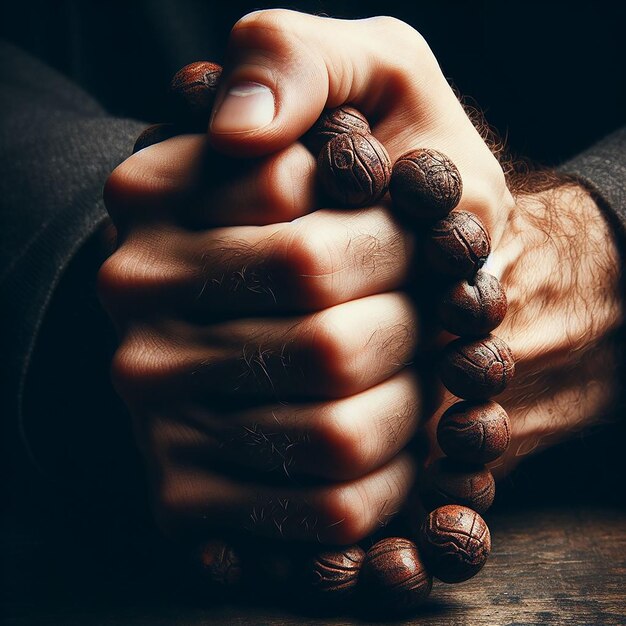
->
[[98, 10, 622, 547]]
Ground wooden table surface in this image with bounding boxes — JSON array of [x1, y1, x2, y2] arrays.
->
[[3, 434, 626, 625]]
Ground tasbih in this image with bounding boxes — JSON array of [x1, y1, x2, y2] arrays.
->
[[135, 62, 515, 617]]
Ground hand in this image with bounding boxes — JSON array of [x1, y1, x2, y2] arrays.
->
[[99, 133, 422, 544], [99, 8, 517, 545], [206, 9, 622, 477], [470, 181, 622, 476], [99, 10, 622, 548]]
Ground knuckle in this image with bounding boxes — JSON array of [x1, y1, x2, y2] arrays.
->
[[307, 309, 357, 396], [257, 156, 296, 220], [103, 148, 178, 223], [96, 247, 146, 307], [362, 17, 436, 93], [231, 9, 300, 51], [234, 8, 295, 32], [96, 254, 121, 310], [259, 148, 315, 222], [319, 486, 369, 544], [110, 330, 173, 397], [276, 226, 335, 308], [316, 404, 367, 479], [366, 15, 429, 53], [97, 241, 187, 311], [153, 475, 187, 536], [103, 157, 146, 218]]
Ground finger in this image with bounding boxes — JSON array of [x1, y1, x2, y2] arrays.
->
[[155, 369, 422, 481], [153, 450, 416, 544], [97, 206, 414, 319], [203, 141, 317, 227], [104, 134, 317, 230], [110, 292, 418, 404], [208, 9, 512, 246], [209, 10, 441, 154]]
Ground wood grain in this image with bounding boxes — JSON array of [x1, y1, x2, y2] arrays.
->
[[3, 506, 624, 625]]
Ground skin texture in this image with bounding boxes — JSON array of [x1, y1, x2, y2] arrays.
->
[[99, 10, 623, 545]]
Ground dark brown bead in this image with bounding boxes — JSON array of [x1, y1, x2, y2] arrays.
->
[[133, 123, 179, 154], [390, 148, 462, 221], [420, 505, 491, 583], [317, 132, 391, 207], [307, 545, 365, 599], [421, 458, 495, 514], [242, 542, 305, 598], [197, 540, 242, 586], [303, 106, 371, 154], [440, 334, 515, 400], [425, 211, 491, 278], [438, 270, 508, 336], [361, 537, 432, 613], [437, 400, 511, 464], [170, 61, 222, 127]]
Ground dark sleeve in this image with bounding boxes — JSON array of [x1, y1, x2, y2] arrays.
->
[[558, 127, 626, 247], [0, 40, 145, 475], [559, 127, 626, 417]]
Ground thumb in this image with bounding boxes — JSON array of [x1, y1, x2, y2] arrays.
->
[[209, 10, 445, 157]]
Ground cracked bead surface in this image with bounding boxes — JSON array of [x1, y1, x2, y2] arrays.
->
[[307, 545, 365, 599], [419, 505, 491, 583], [318, 132, 391, 207], [440, 334, 515, 400], [439, 270, 508, 336], [170, 61, 222, 126], [425, 211, 491, 278], [304, 106, 371, 154], [437, 400, 511, 464], [390, 148, 462, 221], [133, 123, 179, 153], [422, 458, 495, 514], [361, 537, 432, 613]]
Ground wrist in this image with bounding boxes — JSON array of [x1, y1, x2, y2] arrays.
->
[[488, 181, 622, 354], [481, 179, 624, 471]]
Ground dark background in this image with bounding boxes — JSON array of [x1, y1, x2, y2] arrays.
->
[[1, 0, 624, 165], [0, 1, 625, 624]]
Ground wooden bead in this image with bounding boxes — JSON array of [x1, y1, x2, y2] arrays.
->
[[420, 505, 491, 583], [307, 545, 365, 599], [133, 123, 179, 154], [170, 61, 222, 127], [422, 458, 495, 514], [438, 270, 508, 336], [440, 334, 515, 400], [424, 211, 491, 278], [304, 106, 371, 154], [318, 132, 391, 207], [197, 540, 242, 586], [437, 400, 511, 464], [390, 148, 462, 221], [361, 537, 432, 613]]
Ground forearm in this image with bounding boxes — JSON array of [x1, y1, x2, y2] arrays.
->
[[0, 39, 144, 474]]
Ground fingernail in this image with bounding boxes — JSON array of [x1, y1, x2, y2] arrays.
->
[[211, 82, 275, 134]]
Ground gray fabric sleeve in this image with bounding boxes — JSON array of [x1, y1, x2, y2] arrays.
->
[[558, 127, 626, 412], [558, 127, 626, 246], [0, 39, 145, 470]]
